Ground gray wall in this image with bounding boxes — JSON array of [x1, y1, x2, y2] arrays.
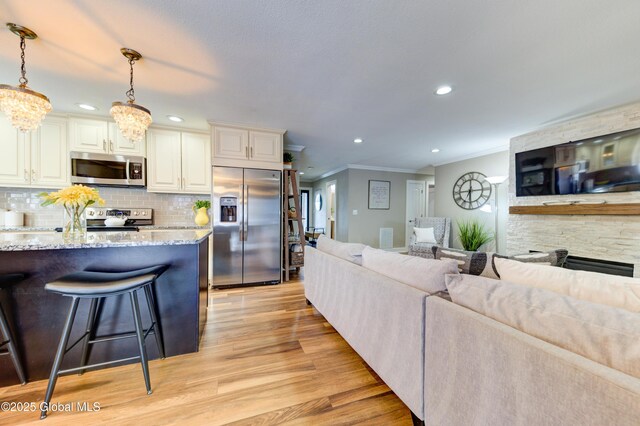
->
[[310, 169, 349, 242], [434, 151, 509, 251], [346, 169, 431, 248], [307, 168, 432, 248]]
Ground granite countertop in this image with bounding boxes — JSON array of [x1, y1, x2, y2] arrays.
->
[[0, 225, 211, 232], [0, 229, 212, 251]]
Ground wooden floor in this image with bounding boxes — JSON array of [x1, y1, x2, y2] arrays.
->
[[0, 277, 412, 425]]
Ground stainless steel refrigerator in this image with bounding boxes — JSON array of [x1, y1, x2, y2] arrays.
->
[[212, 166, 281, 288]]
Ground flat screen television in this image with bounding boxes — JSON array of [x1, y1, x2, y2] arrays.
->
[[515, 127, 640, 197]]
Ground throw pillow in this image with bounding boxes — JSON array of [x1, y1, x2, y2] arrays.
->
[[316, 235, 366, 265], [494, 257, 640, 313], [495, 249, 568, 267], [446, 274, 640, 379], [434, 247, 498, 279], [362, 246, 459, 294], [413, 227, 436, 244]]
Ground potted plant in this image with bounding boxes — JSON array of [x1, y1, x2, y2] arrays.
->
[[456, 219, 494, 251], [283, 152, 294, 169], [193, 200, 211, 226]]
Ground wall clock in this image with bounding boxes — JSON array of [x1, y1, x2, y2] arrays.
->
[[452, 172, 492, 210]]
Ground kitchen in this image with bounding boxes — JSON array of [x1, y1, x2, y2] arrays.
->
[[0, 21, 287, 407]]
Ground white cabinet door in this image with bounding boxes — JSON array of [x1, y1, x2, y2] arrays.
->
[[0, 119, 29, 187], [147, 129, 182, 192], [181, 132, 211, 194], [249, 131, 282, 163], [213, 126, 248, 162], [31, 117, 69, 188], [69, 118, 108, 153], [109, 122, 146, 156]]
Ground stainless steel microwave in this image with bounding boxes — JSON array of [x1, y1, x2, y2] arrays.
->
[[70, 151, 146, 187]]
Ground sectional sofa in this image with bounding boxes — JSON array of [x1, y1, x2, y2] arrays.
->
[[304, 236, 640, 425]]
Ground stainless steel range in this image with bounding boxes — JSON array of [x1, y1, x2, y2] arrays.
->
[[54, 207, 153, 232]]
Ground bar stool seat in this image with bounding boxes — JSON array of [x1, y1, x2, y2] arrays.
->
[[40, 265, 168, 419], [45, 271, 158, 296], [0, 273, 26, 385]]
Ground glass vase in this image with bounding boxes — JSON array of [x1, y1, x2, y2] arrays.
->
[[62, 206, 87, 240]]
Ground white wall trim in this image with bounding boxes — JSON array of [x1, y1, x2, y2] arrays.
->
[[284, 144, 305, 152], [317, 166, 348, 180], [432, 145, 509, 167], [347, 164, 421, 174]]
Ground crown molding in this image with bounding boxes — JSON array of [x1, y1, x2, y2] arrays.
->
[[347, 164, 421, 174], [207, 119, 286, 135]]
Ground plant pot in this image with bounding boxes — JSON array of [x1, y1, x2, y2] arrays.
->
[[283, 162, 292, 169], [194, 207, 210, 226]]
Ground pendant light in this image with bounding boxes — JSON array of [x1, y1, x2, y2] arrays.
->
[[0, 23, 52, 132], [110, 48, 152, 142]]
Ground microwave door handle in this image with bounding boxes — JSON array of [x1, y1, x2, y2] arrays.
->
[[125, 159, 130, 182]]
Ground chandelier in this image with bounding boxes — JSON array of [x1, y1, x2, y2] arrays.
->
[[110, 48, 152, 142], [0, 23, 52, 132]]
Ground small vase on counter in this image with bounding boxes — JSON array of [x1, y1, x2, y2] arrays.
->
[[193, 200, 211, 226], [39, 184, 105, 241], [62, 207, 87, 240]]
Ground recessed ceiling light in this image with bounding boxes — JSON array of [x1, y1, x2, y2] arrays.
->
[[353, 138, 363, 144], [431, 148, 440, 153], [167, 115, 184, 122], [77, 103, 98, 111], [307, 166, 314, 170], [434, 86, 453, 96], [299, 172, 305, 175]]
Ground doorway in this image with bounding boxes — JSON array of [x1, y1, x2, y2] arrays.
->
[[299, 187, 312, 231], [406, 180, 427, 247], [326, 180, 337, 239]]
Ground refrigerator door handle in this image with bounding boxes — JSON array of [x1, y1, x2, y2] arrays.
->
[[244, 185, 249, 241], [239, 184, 245, 241]]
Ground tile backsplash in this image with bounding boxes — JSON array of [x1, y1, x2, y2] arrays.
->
[[0, 187, 210, 228]]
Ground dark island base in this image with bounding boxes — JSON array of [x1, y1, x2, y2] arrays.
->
[[0, 241, 208, 387]]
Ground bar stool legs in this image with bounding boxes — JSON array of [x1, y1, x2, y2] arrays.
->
[[0, 302, 27, 385], [130, 291, 152, 395], [41, 297, 80, 419], [144, 284, 165, 359]]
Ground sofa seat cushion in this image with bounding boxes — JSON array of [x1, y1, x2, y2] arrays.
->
[[494, 257, 640, 313], [362, 246, 458, 294], [446, 273, 640, 379], [316, 234, 366, 265]]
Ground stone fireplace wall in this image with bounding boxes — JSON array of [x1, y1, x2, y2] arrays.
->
[[507, 101, 640, 276]]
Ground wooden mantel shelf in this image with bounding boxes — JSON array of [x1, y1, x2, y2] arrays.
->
[[509, 203, 640, 215]]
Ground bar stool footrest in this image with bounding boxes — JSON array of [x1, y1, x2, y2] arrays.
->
[[58, 355, 141, 375]]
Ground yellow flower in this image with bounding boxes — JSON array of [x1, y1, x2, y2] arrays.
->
[[39, 185, 105, 209]]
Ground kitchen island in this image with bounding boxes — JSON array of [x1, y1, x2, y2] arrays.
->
[[0, 229, 211, 387]]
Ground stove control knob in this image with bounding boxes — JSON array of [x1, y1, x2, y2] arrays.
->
[[133, 211, 139, 216], [88, 211, 95, 216], [98, 211, 104, 216], [141, 211, 147, 216]]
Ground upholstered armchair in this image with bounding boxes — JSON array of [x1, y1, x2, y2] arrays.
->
[[408, 217, 451, 258]]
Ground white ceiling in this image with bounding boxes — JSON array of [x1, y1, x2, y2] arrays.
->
[[2, 1, 640, 180]]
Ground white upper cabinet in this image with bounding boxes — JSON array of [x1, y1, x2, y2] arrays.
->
[[181, 132, 211, 193], [30, 117, 69, 188], [69, 117, 146, 156], [147, 128, 211, 194], [249, 130, 282, 163], [0, 116, 69, 189], [211, 122, 285, 169]]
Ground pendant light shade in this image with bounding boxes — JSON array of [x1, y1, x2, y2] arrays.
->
[[0, 23, 52, 132], [110, 48, 152, 142]]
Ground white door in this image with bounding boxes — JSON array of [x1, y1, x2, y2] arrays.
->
[[326, 180, 337, 239], [31, 117, 69, 188], [406, 180, 426, 247], [108, 122, 146, 156], [213, 126, 248, 162], [181, 132, 211, 194], [0, 119, 29, 187], [249, 131, 281, 163], [69, 118, 108, 153], [146, 129, 182, 192]]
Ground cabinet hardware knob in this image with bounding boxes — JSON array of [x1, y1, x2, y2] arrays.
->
[[103, 139, 106, 151], [24, 169, 28, 181], [110, 140, 114, 152], [250, 146, 254, 158]]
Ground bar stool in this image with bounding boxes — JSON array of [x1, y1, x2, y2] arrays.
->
[[0, 273, 26, 385], [40, 265, 168, 420]]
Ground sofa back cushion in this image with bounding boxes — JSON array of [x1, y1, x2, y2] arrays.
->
[[317, 235, 366, 265], [494, 257, 640, 313], [446, 274, 640, 379], [362, 246, 458, 294]]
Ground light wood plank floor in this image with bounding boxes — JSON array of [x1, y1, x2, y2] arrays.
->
[[0, 278, 412, 425]]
